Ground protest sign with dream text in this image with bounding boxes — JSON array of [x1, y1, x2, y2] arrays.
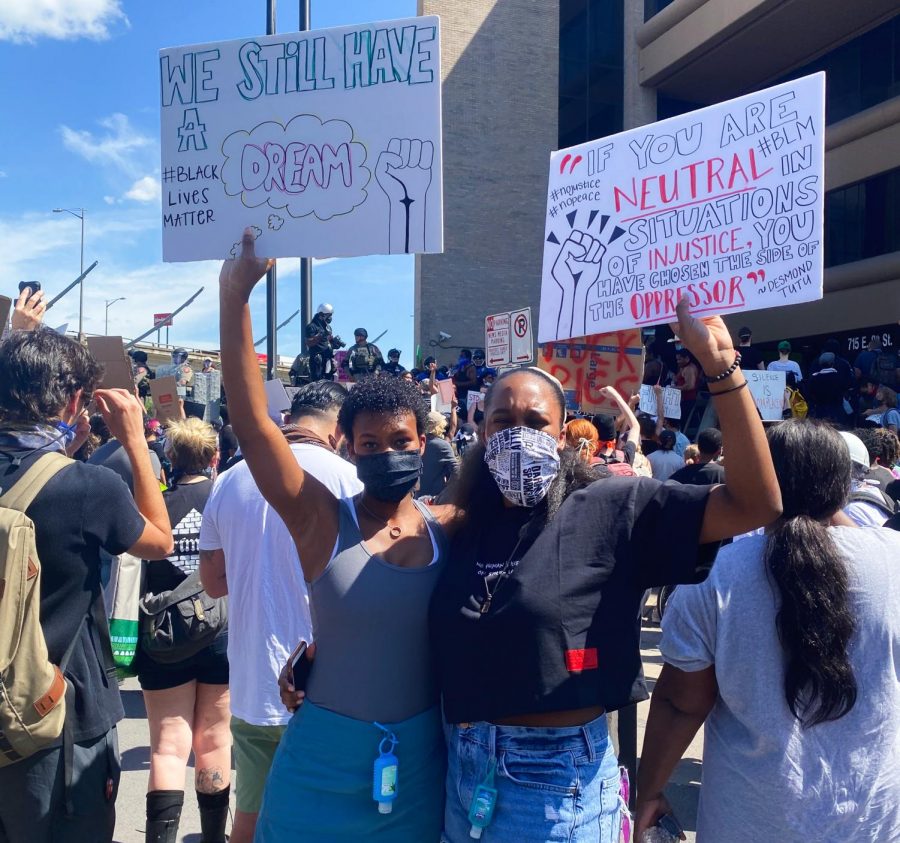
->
[[539, 73, 825, 342], [159, 17, 442, 262]]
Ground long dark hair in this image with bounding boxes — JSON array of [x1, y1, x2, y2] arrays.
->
[[766, 420, 857, 727]]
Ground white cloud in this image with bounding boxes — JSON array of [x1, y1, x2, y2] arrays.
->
[[124, 176, 160, 203], [103, 195, 118, 205], [0, 170, 6, 178], [0, 0, 127, 43], [60, 113, 152, 178]]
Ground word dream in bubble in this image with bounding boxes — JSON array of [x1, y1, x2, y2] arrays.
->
[[158, 17, 443, 262]]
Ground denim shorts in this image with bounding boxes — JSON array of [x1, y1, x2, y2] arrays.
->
[[443, 714, 623, 843]]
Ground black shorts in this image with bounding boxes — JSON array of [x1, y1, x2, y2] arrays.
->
[[136, 631, 229, 691]]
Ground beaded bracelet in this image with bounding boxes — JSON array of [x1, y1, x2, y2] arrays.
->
[[705, 353, 741, 383], [709, 380, 748, 398]]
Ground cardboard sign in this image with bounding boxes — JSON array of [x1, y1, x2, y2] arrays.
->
[[537, 329, 644, 414], [435, 378, 454, 413], [0, 295, 11, 334], [539, 73, 825, 341], [150, 376, 180, 423], [639, 384, 682, 420], [86, 336, 135, 392], [159, 16, 443, 262], [746, 369, 787, 421]]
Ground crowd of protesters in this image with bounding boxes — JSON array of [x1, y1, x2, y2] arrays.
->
[[2, 252, 899, 843]]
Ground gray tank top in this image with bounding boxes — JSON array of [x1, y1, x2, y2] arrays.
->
[[305, 497, 448, 723]]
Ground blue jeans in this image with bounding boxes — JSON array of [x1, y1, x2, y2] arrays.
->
[[443, 714, 623, 842]]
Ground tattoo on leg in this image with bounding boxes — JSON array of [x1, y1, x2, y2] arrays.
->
[[196, 767, 227, 793]]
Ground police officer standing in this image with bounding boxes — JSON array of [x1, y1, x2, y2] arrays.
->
[[344, 328, 384, 380], [300, 303, 345, 383]]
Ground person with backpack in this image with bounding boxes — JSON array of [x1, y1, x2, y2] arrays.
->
[[344, 328, 384, 380], [863, 386, 900, 433], [591, 385, 640, 476], [870, 340, 899, 390], [0, 329, 173, 843], [840, 431, 898, 527]]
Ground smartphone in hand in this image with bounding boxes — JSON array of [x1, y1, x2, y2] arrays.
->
[[18, 281, 41, 298], [289, 639, 313, 690]]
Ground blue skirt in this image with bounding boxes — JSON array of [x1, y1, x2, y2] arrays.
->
[[255, 701, 446, 842]]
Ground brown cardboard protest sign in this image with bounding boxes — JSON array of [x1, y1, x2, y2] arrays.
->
[[150, 376, 180, 423], [86, 336, 135, 392]]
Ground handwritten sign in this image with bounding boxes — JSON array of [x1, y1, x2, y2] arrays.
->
[[150, 376, 180, 423], [86, 336, 135, 392], [539, 73, 825, 341], [639, 385, 682, 420], [159, 17, 442, 262], [537, 329, 644, 414], [746, 369, 786, 421]]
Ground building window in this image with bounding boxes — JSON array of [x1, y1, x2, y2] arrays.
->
[[559, 0, 624, 149], [644, 0, 675, 21], [778, 15, 900, 124], [825, 167, 900, 266]]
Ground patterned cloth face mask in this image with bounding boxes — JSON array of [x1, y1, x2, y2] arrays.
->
[[484, 426, 561, 507]]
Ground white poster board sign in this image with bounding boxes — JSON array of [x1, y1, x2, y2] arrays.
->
[[639, 384, 682, 420], [159, 16, 443, 261], [746, 369, 786, 421], [539, 73, 825, 342], [485, 307, 534, 367], [264, 377, 292, 422]]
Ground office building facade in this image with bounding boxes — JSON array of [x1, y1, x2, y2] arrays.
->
[[416, 0, 900, 359]]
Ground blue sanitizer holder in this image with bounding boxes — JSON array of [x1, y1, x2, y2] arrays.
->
[[372, 724, 399, 814], [467, 760, 498, 839]]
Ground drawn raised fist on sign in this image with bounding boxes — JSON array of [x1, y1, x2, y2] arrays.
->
[[551, 230, 605, 339], [376, 138, 434, 254]]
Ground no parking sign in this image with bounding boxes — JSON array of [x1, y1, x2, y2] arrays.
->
[[485, 307, 534, 366]]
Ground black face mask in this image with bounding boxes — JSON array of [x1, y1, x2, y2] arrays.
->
[[355, 450, 422, 502], [323, 314, 332, 324]]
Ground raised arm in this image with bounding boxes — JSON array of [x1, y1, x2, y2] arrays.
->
[[95, 388, 173, 559], [653, 385, 665, 437], [219, 229, 339, 579], [600, 385, 640, 448], [673, 299, 782, 542]]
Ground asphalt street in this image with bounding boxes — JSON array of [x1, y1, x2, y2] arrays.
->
[[114, 622, 700, 842]]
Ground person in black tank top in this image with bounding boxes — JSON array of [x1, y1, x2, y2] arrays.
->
[[219, 232, 461, 842]]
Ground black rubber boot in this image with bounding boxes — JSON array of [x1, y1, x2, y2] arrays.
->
[[145, 789, 184, 843], [197, 786, 230, 843]]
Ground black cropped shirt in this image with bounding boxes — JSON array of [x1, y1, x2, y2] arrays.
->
[[429, 477, 717, 723]]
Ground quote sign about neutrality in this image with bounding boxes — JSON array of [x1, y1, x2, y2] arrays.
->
[[158, 16, 443, 262], [539, 73, 825, 342]]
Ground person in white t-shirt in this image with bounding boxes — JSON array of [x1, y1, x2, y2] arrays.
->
[[647, 429, 685, 481], [767, 340, 803, 385], [199, 382, 362, 843], [636, 420, 900, 842]]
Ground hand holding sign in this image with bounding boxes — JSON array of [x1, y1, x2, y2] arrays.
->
[[219, 228, 274, 300], [670, 296, 735, 375], [552, 230, 605, 339]]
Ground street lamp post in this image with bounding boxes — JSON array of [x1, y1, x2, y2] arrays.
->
[[105, 297, 126, 335], [52, 208, 85, 339]]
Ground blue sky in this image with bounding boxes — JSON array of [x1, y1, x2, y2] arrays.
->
[[0, 0, 415, 363]]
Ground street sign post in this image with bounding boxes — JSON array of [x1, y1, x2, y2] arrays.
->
[[485, 307, 534, 367]]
